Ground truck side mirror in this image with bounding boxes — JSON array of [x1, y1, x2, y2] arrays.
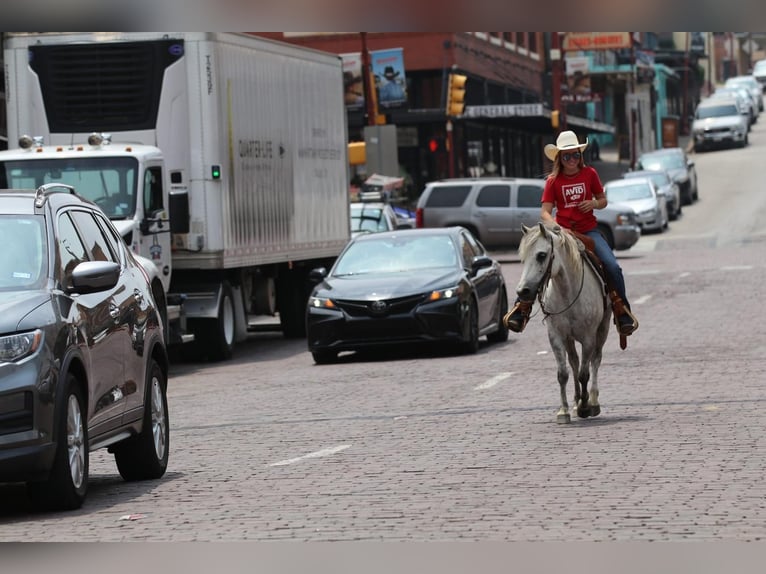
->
[[169, 191, 190, 234]]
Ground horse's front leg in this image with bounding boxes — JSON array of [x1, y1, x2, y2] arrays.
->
[[549, 336, 571, 424]]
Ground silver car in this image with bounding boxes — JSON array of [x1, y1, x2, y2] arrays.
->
[[623, 169, 682, 221], [604, 178, 668, 234], [691, 98, 749, 152]]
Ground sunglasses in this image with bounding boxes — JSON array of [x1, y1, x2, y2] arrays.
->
[[561, 152, 582, 162]]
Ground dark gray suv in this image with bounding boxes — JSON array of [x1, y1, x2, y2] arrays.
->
[[0, 184, 169, 510]]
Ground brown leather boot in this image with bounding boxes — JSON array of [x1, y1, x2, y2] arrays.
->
[[609, 291, 638, 336], [503, 300, 533, 333]]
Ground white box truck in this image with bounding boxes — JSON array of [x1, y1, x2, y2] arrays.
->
[[1, 32, 351, 360]]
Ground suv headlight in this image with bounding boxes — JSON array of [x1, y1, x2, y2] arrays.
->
[[0, 329, 43, 363], [616, 213, 637, 226]]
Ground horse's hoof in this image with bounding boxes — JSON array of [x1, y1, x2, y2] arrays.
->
[[590, 405, 601, 417], [557, 413, 571, 424], [577, 402, 591, 418]]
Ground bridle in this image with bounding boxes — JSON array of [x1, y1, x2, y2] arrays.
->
[[534, 233, 586, 318]]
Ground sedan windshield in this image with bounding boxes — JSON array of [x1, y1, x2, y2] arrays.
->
[[606, 184, 653, 202], [639, 153, 685, 170], [335, 235, 458, 275], [696, 104, 740, 119]]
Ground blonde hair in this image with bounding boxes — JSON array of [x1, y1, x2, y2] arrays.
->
[[546, 150, 585, 181]]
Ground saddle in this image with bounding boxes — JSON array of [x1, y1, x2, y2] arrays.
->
[[566, 229, 636, 350]]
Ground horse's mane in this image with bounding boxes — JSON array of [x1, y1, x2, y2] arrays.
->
[[519, 223, 584, 277]]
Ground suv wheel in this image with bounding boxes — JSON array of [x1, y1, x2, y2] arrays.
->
[[27, 375, 89, 510], [113, 359, 169, 481]]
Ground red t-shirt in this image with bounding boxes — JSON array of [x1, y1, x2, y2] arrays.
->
[[541, 165, 603, 233]]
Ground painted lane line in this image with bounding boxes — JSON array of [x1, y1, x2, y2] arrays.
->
[[537, 350, 548, 355], [678, 272, 691, 278], [633, 294, 652, 305], [474, 372, 513, 390], [269, 444, 351, 467], [721, 265, 753, 271]]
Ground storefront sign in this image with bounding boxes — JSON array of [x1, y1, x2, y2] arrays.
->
[[463, 103, 544, 118], [563, 32, 633, 51]]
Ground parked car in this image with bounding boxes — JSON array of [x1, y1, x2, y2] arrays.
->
[[725, 75, 764, 113], [710, 87, 755, 127], [306, 227, 509, 364], [635, 148, 698, 206], [0, 184, 169, 510], [752, 59, 766, 92], [604, 178, 668, 233], [691, 98, 749, 152], [350, 194, 413, 238], [415, 177, 640, 251], [623, 169, 682, 220]]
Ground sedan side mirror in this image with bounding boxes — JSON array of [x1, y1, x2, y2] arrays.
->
[[471, 255, 493, 274]]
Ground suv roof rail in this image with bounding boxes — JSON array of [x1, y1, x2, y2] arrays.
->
[[34, 183, 76, 208]]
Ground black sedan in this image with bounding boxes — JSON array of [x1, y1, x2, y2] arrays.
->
[[306, 227, 509, 364]]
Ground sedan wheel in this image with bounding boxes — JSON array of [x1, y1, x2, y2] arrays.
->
[[487, 289, 509, 343], [460, 299, 480, 355]]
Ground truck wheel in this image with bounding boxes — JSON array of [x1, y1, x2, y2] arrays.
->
[[113, 359, 169, 481], [28, 375, 89, 510], [191, 281, 236, 361]]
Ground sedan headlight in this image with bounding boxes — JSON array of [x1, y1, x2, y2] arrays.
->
[[0, 329, 43, 363], [309, 296, 336, 309], [427, 285, 462, 302]]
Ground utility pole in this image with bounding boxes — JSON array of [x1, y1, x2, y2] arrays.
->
[[551, 32, 565, 134], [682, 32, 690, 135], [360, 32, 377, 126]]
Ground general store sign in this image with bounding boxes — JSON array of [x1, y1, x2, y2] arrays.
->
[[463, 103, 544, 118], [563, 32, 633, 51]]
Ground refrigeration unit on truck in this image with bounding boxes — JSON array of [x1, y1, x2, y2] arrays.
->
[[1, 32, 351, 361]]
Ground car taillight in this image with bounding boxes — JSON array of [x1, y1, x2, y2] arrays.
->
[[415, 207, 424, 228]]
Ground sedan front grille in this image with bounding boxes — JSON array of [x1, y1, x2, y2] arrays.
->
[[334, 294, 426, 317]]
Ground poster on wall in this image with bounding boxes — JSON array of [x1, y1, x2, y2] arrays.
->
[[340, 52, 365, 110], [370, 48, 408, 109], [562, 56, 601, 103]]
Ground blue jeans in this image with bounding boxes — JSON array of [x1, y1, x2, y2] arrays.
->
[[585, 229, 629, 307]]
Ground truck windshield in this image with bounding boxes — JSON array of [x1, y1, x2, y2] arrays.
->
[[0, 157, 138, 220]]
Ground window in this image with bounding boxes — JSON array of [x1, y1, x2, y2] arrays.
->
[[424, 186, 472, 208], [144, 166, 164, 216], [517, 185, 543, 208], [58, 212, 89, 284], [476, 185, 511, 207], [69, 210, 118, 263]]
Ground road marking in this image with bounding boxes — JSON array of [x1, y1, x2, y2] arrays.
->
[[269, 444, 351, 467], [721, 265, 753, 271], [474, 372, 513, 390], [629, 269, 661, 276], [537, 350, 548, 355], [679, 272, 691, 278], [633, 294, 652, 305]]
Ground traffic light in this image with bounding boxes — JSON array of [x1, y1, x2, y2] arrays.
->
[[428, 136, 447, 153], [446, 73, 467, 116]]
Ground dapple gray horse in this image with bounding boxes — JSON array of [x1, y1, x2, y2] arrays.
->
[[516, 222, 611, 424]]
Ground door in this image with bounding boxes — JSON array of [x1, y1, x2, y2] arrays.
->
[[58, 211, 127, 432], [472, 184, 512, 248], [140, 165, 172, 293], [510, 183, 545, 246]]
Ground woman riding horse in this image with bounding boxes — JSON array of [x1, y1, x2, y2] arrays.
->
[[505, 130, 639, 337]]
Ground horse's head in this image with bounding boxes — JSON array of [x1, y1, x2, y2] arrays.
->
[[516, 222, 557, 302]]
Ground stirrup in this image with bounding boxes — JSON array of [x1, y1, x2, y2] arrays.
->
[[503, 301, 532, 333], [616, 308, 639, 336]]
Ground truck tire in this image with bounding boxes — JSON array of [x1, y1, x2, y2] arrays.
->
[[27, 375, 89, 510], [113, 359, 169, 481], [191, 281, 236, 361]]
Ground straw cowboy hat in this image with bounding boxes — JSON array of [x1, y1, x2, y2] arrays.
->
[[544, 130, 589, 162]]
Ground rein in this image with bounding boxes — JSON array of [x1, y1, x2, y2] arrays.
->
[[536, 234, 587, 318]]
